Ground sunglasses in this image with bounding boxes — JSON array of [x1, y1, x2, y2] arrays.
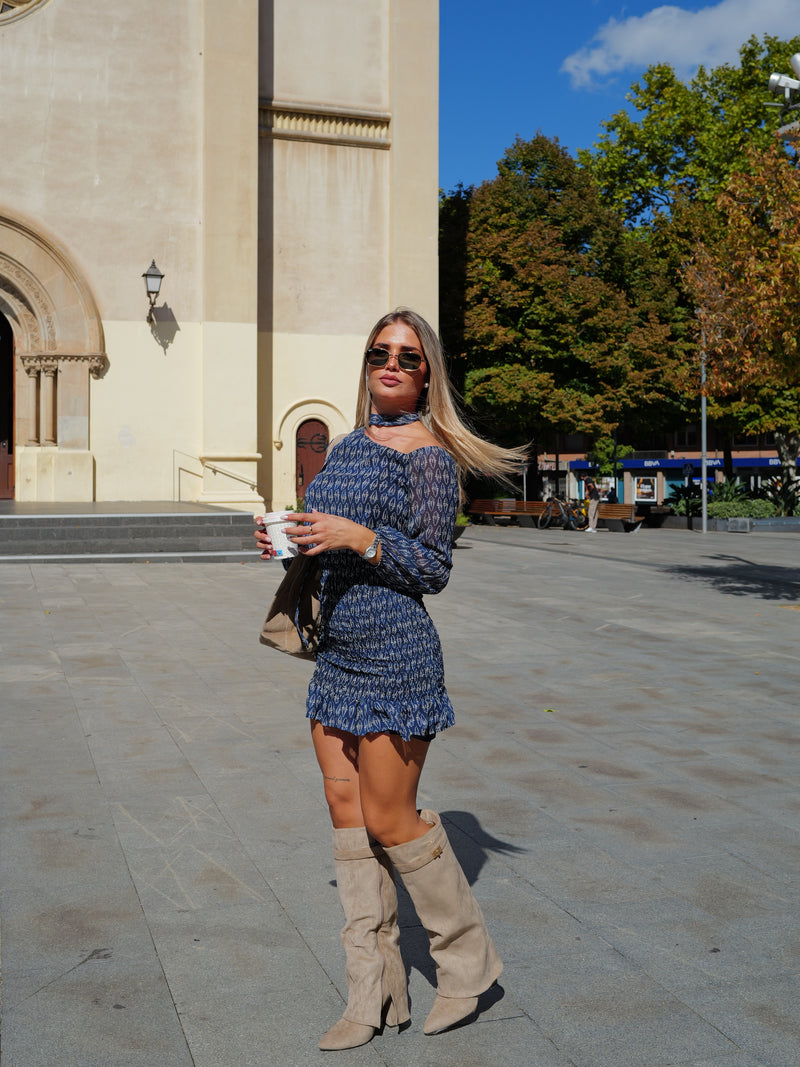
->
[[365, 347, 425, 371]]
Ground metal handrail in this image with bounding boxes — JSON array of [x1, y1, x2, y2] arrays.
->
[[172, 450, 259, 500], [201, 460, 258, 491]]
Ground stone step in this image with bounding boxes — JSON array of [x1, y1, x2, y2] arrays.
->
[[0, 550, 256, 564], [0, 509, 259, 561]]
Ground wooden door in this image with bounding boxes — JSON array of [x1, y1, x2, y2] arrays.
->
[[0, 314, 13, 499], [0, 440, 12, 499], [295, 419, 328, 503]]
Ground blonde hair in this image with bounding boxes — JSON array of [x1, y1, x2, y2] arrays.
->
[[355, 308, 528, 491]]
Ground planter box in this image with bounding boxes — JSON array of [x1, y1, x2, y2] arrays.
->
[[658, 515, 695, 530], [751, 516, 800, 532], [727, 517, 750, 533], [652, 515, 799, 533], [643, 506, 673, 528]]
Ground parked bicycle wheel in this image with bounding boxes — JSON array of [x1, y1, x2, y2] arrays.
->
[[537, 503, 554, 529]]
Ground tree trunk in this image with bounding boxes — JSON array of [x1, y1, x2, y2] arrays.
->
[[531, 437, 543, 501], [723, 436, 734, 481], [774, 431, 800, 483]]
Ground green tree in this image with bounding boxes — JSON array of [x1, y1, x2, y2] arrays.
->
[[439, 183, 473, 392], [459, 134, 682, 448], [586, 436, 635, 475], [581, 34, 800, 473], [582, 34, 800, 225]]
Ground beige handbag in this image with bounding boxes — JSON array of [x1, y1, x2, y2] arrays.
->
[[259, 553, 321, 659]]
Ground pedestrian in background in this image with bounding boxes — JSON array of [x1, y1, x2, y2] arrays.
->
[[585, 477, 600, 532]]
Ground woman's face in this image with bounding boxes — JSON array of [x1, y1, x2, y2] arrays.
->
[[366, 321, 428, 413]]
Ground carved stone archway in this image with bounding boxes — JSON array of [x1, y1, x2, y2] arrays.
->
[[0, 1, 52, 26], [0, 209, 106, 500]]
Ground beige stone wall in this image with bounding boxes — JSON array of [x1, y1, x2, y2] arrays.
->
[[197, 1, 261, 508], [0, 0, 263, 506], [389, 0, 440, 319], [0, 0, 204, 322], [0, 0, 438, 508], [259, 0, 439, 509], [266, 0, 389, 111]]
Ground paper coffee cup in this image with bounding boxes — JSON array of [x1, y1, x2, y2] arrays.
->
[[263, 511, 297, 559]]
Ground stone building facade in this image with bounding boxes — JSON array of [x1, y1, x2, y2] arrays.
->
[[0, 0, 439, 509]]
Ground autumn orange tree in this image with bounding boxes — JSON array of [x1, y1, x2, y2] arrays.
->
[[683, 138, 800, 479], [449, 134, 686, 451]]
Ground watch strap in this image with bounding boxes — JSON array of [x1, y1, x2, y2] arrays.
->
[[361, 533, 380, 560]]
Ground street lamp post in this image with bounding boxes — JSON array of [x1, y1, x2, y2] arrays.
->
[[700, 325, 708, 534]]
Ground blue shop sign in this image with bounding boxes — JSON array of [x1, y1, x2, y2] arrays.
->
[[570, 456, 796, 470]]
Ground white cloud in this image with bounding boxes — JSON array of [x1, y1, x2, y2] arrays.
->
[[562, 0, 800, 89]]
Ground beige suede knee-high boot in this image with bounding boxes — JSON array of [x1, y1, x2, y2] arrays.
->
[[384, 810, 503, 1036], [319, 826, 410, 1052]]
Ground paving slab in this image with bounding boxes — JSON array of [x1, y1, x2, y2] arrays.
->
[[1, 525, 799, 1065]]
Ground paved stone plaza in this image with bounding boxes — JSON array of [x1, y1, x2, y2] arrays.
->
[[1, 526, 799, 1066]]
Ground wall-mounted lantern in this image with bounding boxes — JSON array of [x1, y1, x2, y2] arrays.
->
[[142, 260, 164, 323]]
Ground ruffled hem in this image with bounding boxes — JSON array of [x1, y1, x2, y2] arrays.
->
[[306, 681, 454, 742]]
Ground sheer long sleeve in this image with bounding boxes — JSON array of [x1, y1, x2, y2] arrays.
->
[[373, 448, 459, 595]]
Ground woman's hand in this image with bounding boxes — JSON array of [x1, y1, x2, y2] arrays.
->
[[254, 517, 275, 560], [285, 510, 377, 558]]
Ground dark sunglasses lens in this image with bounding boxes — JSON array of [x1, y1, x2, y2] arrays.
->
[[365, 348, 422, 370]]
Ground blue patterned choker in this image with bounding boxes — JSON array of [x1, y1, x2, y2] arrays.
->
[[369, 412, 420, 427]]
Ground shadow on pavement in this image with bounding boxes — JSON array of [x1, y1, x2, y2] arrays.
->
[[440, 810, 526, 886], [662, 554, 800, 601]]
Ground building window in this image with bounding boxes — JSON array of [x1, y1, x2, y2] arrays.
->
[[673, 425, 698, 449]]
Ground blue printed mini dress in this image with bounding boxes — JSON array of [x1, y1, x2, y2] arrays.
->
[[303, 428, 459, 741]]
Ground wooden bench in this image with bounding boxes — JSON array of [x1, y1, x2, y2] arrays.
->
[[596, 502, 644, 532], [469, 498, 546, 527], [470, 498, 645, 531]]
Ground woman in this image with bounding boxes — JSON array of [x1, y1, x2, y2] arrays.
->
[[255, 308, 525, 1051], [585, 477, 600, 533]]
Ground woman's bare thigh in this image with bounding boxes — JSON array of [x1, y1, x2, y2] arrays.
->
[[309, 720, 362, 828], [357, 732, 431, 847]]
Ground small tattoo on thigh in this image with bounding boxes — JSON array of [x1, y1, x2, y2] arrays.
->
[[324, 774, 351, 783]]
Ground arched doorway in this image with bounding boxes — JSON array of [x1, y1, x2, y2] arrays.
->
[[0, 210, 105, 501], [295, 418, 328, 502], [0, 312, 13, 499]]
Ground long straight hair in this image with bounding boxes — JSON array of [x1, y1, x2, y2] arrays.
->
[[355, 308, 527, 490]]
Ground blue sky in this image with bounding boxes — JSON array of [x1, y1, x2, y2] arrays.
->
[[439, 0, 800, 192]]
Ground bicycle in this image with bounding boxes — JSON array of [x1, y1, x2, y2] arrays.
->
[[537, 496, 589, 531]]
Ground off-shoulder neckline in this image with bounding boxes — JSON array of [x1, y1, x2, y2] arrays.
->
[[359, 428, 452, 459]]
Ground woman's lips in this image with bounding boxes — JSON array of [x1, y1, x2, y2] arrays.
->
[[380, 375, 400, 385]]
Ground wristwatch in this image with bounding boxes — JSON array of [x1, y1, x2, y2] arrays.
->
[[361, 533, 380, 561]]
